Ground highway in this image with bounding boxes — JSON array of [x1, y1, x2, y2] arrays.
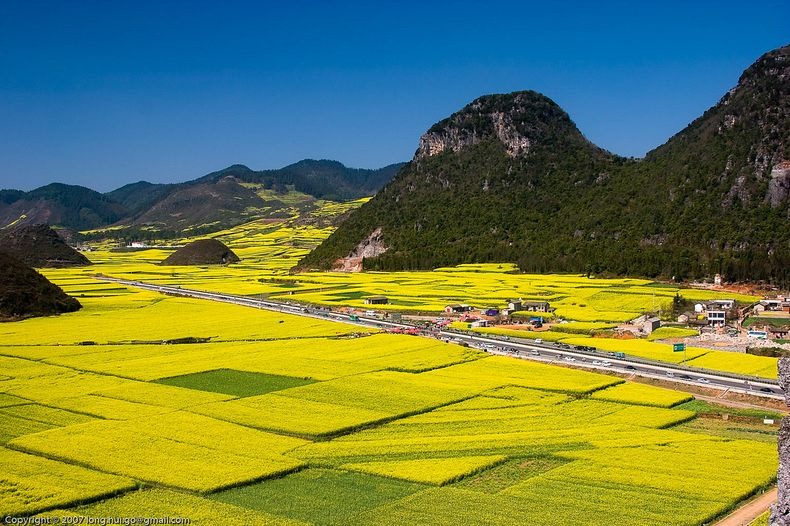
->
[[96, 276, 784, 401]]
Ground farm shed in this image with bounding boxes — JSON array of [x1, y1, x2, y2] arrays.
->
[[364, 296, 389, 305], [642, 317, 661, 334]]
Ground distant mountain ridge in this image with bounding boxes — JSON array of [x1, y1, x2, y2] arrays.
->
[[299, 44, 790, 286], [0, 159, 404, 234]]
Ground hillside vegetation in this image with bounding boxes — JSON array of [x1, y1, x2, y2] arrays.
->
[[300, 45, 790, 286]]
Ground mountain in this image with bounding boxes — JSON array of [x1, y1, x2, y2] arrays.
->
[[105, 181, 176, 215], [0, 183, 128, 231], [299, 45, 790, 286], [195, 160, 405, 201], [0, 224, 91, 267], [0, 160, 404, 235], [0, 251, 81, 320], [106, 160, 403, 234], [117, 176, 278, 233]]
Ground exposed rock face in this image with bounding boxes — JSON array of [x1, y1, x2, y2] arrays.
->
[[0, 251, 81, 319], [0, 224, 91, 268], [415, 91, 582, 161], [160, 239, 240, 266], [768, 162, 790, 208], [331, 227, 388, 272], [773, 358, 790, 525]]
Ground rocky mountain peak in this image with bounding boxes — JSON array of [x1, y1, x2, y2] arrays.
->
[[415, 90, 590, 161]]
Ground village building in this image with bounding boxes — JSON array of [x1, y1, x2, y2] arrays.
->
[[642, 317, 661, 334], [769, 326, 790, 340], [706, 310, 726, 327], [364, 296, 389, 305], [522, 301, 551, 312], [445, 304, 473, 314], [707, 299, 735, 311]]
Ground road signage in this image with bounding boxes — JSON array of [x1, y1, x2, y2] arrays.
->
[[673, 343, 686, 352]]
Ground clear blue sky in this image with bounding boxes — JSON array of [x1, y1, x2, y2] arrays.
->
[[1, 1, 788, 192]]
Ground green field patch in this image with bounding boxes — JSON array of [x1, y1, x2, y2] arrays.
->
[[743, 316, 790, 328], [673, 417, 779, 444], [210, 468, 423, 525], [154, 369, 315, 397], [453, 456, 570, 493]]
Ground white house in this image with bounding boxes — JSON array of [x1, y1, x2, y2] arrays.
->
[[706, 310, 726, 327]]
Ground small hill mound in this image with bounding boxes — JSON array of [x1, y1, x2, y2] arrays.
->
[[160, 239, 240, 266], [0, 224, 91, 268], [0, 251, 82, 320]]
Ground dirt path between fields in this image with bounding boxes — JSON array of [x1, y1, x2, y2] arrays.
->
[[714, 487, 776, 525]]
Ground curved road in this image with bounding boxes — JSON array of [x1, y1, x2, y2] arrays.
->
[[95, 276, 783, 400]]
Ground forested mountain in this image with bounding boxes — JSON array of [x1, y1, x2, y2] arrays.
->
[[105, 181, 176, 215], [299, 45, 790, 286], [194, 160, 405, 201], [0, 160, 403, 234], [0, 183, 128, 230]]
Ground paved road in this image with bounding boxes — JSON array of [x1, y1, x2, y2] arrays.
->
[[96, 276, 783, 400]]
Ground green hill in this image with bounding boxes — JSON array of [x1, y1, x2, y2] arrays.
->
[[299, 45, 790, 286]]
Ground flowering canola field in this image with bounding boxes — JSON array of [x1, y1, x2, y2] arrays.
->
[[0, 287, 776, 524], [0, 214, 777, 524]]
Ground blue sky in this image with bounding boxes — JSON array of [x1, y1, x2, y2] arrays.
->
[[1, 1, 788, 192]]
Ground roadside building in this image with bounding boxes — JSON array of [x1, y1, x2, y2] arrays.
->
[[642, 317, 661, 334], [364, 296, 389, 305], [483, 308, 500, 316], [706, 310, 726, 327], [470, 320, 489, 328], [445, 304, 473, 314], [507, 300, 523, 311]]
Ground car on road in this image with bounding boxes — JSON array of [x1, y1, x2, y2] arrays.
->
[[600, 361, 612, 367], [760, 387, 774, 393], [534, 339, 543, 344], [680, 375, 692, 380], [665, 372, 674, 378], [697, 378, 710, 384], [563, 356, 576, 362], [624, 365, 636, 370], [592, 360, 603, 366], [529, 350, 540, 356]]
